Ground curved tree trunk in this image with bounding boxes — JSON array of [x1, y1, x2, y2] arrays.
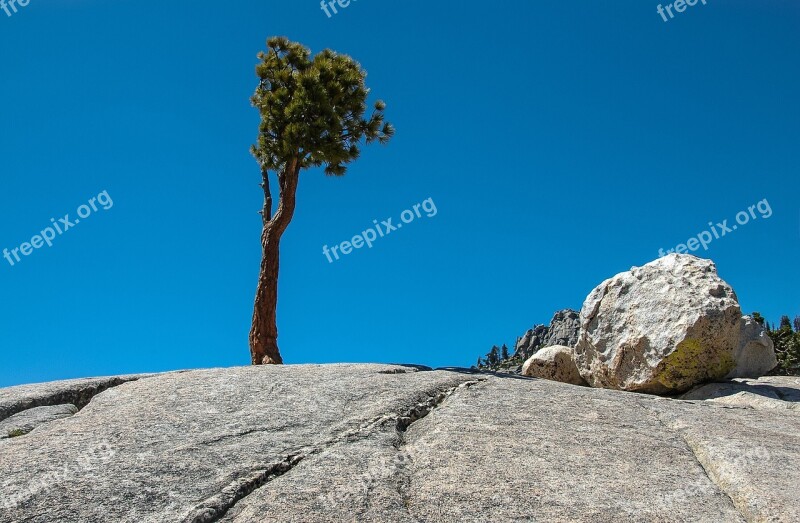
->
[[249, 225, 283, 364], [249, 158, 300, 365]]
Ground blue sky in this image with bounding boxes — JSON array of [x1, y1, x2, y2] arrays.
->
[[1, 1, 798, 387]]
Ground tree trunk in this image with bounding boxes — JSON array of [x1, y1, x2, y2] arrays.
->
[[249, 158, 300, 365]]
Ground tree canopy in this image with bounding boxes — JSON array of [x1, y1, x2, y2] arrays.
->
[[251, 36, 394, 178]]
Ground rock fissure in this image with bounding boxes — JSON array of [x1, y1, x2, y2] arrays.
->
[[396, 380, 482, 433], [0, 404, 79, 440], [190, 427, 280, 448], [391, 380, 482, 522], [678, 434, 749, 522], [0, 375, 157, 441], [0, 375, 152, 424], [182, 379, 481, 523], [180, 453, 305, 523], [636, 402, 747, 521]]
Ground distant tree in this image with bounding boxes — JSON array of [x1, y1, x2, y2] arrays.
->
[[476, 357, 483, 368], [794, 316, 800, 333], [768, 315, 800, 376], [248, 37, 393, 365], [487, 346, 500, 366], [501, 344, 510, 361], [752, 312, 765, 326]]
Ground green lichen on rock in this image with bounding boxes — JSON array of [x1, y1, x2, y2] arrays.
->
[[7, 428, 26, 438], [656, 338, 736, 392]]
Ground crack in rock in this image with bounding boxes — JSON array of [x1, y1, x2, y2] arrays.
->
[[0, 404, 79, 439], [0, 375, 153, 424], [635, 402, 747, 522], [0, 375, 159, 442], [392, 380, 481, 522], [678, 434, 753, 523], [180, 453, 304, 523], [186, 379, 482, 522], [396, 380, 481, 433]]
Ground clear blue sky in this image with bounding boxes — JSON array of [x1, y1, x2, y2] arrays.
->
[[1, 1, 798, 387]]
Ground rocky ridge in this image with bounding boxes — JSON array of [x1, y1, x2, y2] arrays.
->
[[514, 309, 580, 361]]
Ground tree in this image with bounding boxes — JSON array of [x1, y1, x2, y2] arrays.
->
[[752, 312, 765, 326], [501, 344, 510, 360], [794, 316, 800, 332], [487, 346, 500, 366], [248, 37, 394, 365], [767, 315, 800, 376]]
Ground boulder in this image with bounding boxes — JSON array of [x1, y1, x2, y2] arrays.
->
[[521, 345, 587, 386], [574, 254, 741, 394], [726, 316, 778, 378]]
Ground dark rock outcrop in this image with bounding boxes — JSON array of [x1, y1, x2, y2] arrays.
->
[[514, 309, 580, 361]]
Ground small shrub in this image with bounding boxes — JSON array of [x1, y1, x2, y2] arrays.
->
[[7, 428, 26, 438]]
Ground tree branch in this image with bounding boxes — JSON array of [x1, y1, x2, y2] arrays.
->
[[269, 156, 301, 237]]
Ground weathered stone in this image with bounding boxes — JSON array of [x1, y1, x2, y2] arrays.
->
[[726, 316, 778, 378], [0, 374, 152, 423], [682, 376, 800, 411], [0, 404, 78, 439], [653, 386, 800, 522], [574, 254, 742, 394], [514, 309, 580, 361], [1, 364, 798, 522], [521, 345, 587, 386]]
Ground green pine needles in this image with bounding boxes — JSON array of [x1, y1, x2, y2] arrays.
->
[[251, 36, 394, 178]]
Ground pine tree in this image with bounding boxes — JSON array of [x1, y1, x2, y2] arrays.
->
[[794, 316, 800, 332], [488, 346, 500, 366], [501, 344, 510, 361], [768, 315, 800, 376], [248, 37, 393, 365]]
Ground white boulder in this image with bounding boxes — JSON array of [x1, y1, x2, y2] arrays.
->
[[726, 316, 778, 378], [521, 345, 587, 386], [574, 254, 741, 394]]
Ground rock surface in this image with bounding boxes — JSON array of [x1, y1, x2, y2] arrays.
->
[[0, 404, 78, 439], [1, 364, 799, 522], [727, 316, 778, 378], [521, 345, 587, 386], [0, 374, 151, 422], [682, 376, 800, 411], [514, 309, 580, 361], [574, 254, 742, 394]]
